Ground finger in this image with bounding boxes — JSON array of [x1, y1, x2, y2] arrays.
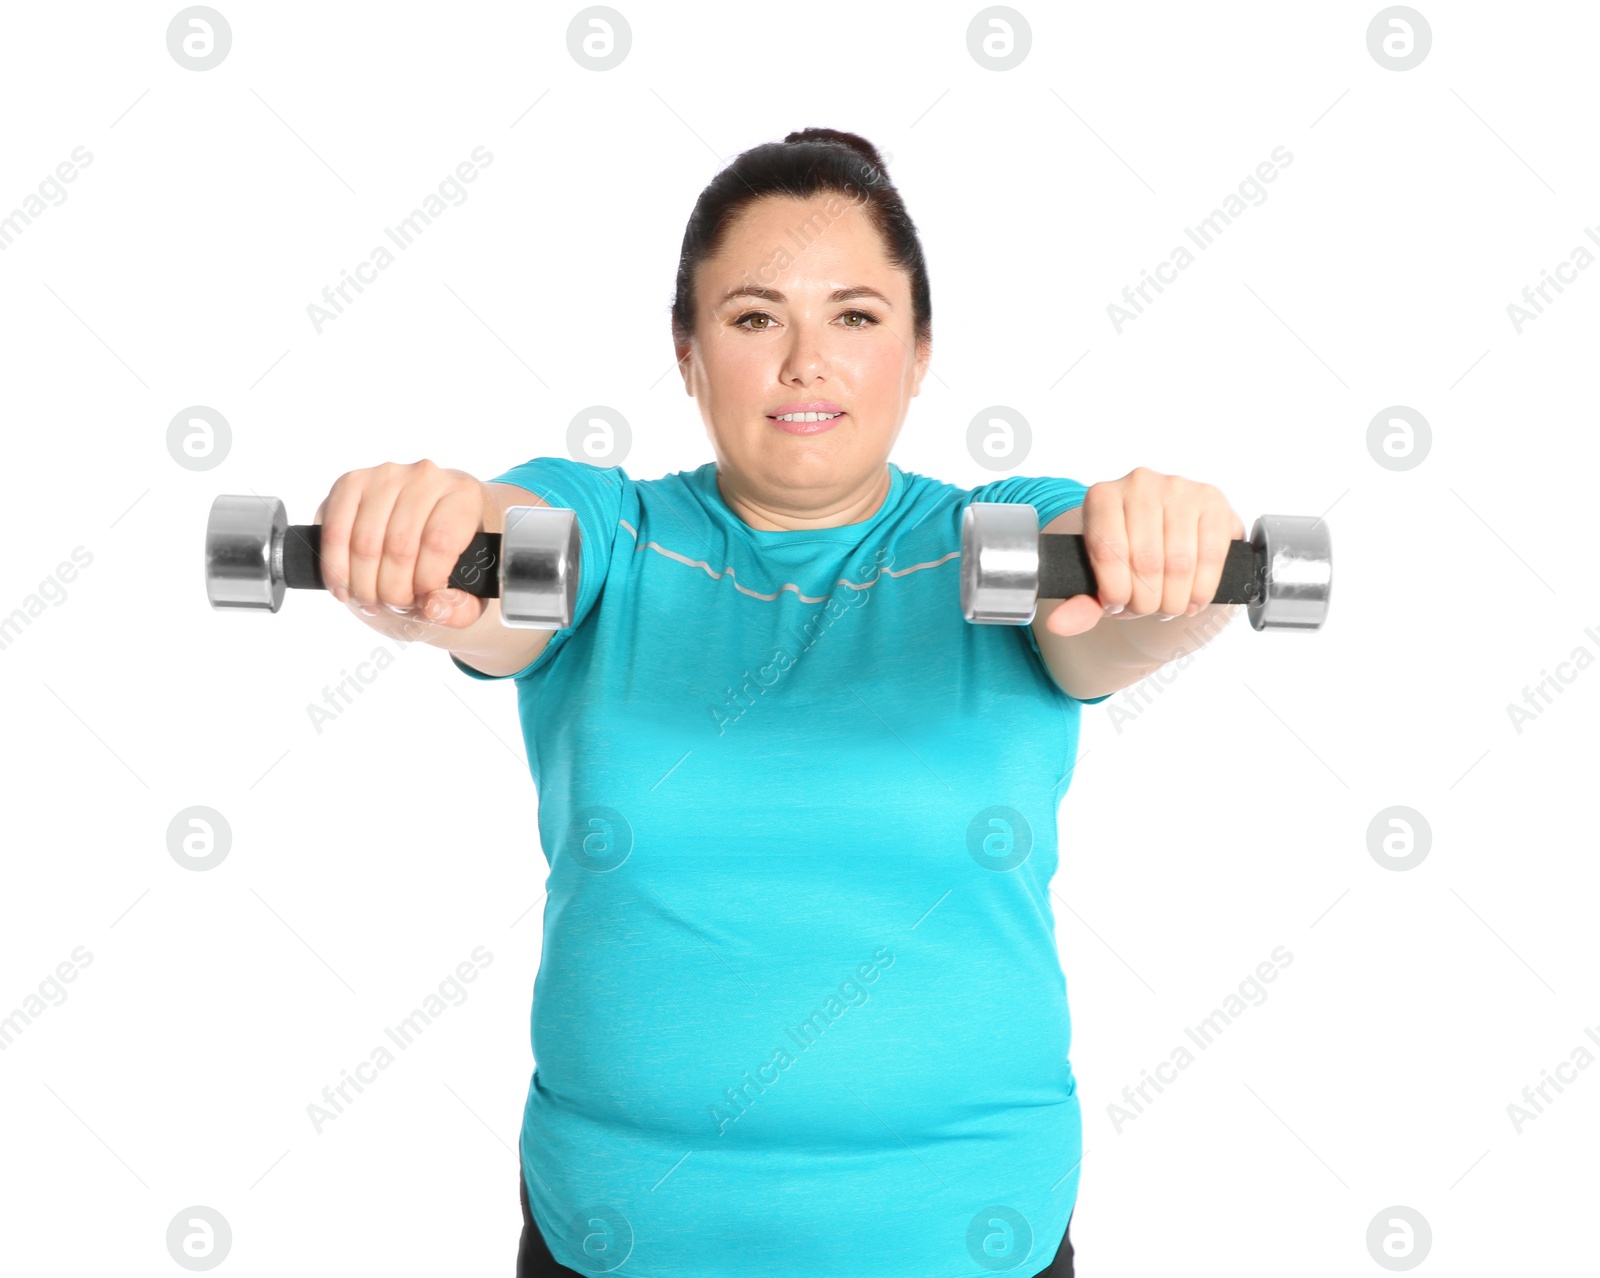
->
[[1081, 486, 1131, 613], [1160, 499, 1199, 619], [1042, 594, 1104, 637], [415, 586, 484, 629], [1122, 485, 1165, 617], [412, 484, 483, 606], [346, 476, 401, 608], [315, 477, 362, 603], [376, 476, 442, 609], [1189, 498, 1237, 614]]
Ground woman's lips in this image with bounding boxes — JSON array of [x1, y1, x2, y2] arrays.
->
[[768, 412, 845, 435]]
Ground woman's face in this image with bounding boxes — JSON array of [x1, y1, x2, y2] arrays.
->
[[675, 193, 930, 527]]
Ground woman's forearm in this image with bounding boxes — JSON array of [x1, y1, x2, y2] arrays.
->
[[1034, 601, 1241, 700]]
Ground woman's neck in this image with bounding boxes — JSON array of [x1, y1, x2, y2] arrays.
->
[[716, 465, 891, 531]]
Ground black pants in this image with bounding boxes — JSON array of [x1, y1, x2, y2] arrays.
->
[[517, 1161, 1075, 1277]]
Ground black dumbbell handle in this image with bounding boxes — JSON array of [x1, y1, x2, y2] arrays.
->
[[288, 523, 1261, 606], [281, 525, 504, 598], [1039, 533, 1263, 605]]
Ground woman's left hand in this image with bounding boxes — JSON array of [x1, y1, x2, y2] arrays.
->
[[1042, 467, 1246, 637]]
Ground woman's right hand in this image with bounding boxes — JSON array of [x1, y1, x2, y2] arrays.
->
[[313, 459, 492, 633]]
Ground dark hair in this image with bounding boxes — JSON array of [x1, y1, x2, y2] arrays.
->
[[670, 127, 931, 352]]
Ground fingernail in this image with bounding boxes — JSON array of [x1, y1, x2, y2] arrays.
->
[[1103, 603, 1124, 615], [358, 604, 379, 616], [332, 585, 348, 602], [1156, 612, 1177, 621], [1185, 602, 1201, 616], [384, 602, 412, 615]]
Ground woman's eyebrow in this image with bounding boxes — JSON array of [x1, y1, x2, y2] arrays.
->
[[717, 284, 894, 307]]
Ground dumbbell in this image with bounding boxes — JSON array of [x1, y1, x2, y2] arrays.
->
[[961, 505, 1331, 631], [203, 494, 580, 629]]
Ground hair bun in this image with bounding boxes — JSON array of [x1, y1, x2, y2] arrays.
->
[[783, 127, 885, 170]]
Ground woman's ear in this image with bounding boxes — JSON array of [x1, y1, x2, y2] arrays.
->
[[911, 335, 931, 397], [674, 339, 696, 395]]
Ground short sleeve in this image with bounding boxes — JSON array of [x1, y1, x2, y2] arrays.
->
[[451, 457, 627, 682], [964, 473, 1111, 706], [966, 473, 1090, 530]]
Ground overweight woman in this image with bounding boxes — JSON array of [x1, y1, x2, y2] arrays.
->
[[313, 128, 1245, 1278]]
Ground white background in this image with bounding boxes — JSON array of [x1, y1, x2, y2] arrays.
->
[[1, 1, 1595, 1274]]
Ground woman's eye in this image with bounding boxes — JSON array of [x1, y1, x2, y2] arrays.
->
[[732, 309, 882, 331]]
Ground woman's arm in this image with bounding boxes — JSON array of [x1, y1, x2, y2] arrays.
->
[[1028, 470, 1244, 701]]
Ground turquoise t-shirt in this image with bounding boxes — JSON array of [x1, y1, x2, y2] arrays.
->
[[455, 458, 1109, 1278]]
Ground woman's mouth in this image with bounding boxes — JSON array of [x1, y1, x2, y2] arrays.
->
[[769, 411, 845, 435]]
